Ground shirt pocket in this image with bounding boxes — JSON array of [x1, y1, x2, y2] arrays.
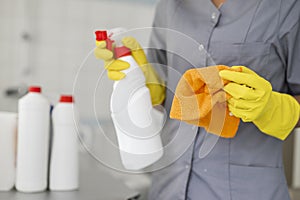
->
[[229, 164, 290, 200], [209, 42, 271, 79]]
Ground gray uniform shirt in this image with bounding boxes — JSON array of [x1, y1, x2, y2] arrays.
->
[[147, 0, 300, 200]]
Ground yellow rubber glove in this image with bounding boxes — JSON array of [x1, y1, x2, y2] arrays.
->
[[94, 40, 130, 80], [94, 37, 165, 105], [219, 66, 300, 140]]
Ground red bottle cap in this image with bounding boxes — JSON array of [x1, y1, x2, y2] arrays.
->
[[95, 30, 108, 41], [29, 86, 41, 93], [59, 95, 74, 103], [114, 46, 131, 58]]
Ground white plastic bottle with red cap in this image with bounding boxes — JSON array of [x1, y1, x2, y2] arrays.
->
[[50, 95, 79, 191], [16, 86, 50, 192], [95, 30, 164, 170]]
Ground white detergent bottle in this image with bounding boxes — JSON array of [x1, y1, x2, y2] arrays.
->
[[109, 33, 164, 170], [50, 95, 79, 191], [16, 86, 50, 193], [0, 112, 17, 191]]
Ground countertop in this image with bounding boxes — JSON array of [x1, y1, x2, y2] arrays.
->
[[0, 153, 299, 200], [0, 153, 140, 200]]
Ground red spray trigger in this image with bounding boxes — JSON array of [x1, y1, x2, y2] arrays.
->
[[95, 30, 114, 51]]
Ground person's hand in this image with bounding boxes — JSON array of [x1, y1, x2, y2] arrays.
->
[[94, 40, 130, 80], [94, 37, 165, 105], [219, 66, 300, 140]]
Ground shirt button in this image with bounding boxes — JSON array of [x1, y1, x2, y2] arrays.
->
[[185, 165, 190, 169], [212, 12, 217, 19], [198, 44, 205, 51]]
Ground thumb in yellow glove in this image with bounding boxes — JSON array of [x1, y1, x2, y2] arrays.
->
[[94, 37, 165, 105], [219, 66, 300, 140]]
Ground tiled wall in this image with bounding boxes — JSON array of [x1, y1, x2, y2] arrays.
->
[[0, 0, 156, 119]]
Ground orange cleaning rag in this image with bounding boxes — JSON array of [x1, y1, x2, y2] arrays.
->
[[170, 65, 241, 138]]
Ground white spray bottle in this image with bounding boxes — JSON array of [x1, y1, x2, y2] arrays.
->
[[95, 29, 164, 170]]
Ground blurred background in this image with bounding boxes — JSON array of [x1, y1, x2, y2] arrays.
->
[[0, 0, 299, 199], [0, 0, 156, 114]]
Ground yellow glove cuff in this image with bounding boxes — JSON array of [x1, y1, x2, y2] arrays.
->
[[254, 92, 300, 140]]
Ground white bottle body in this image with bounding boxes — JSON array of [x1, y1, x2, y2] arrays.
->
[[111, 55, 164, 170], [16, 92, 50, 192], [0, 112, 17, 191], [50, 103, 79, 191]]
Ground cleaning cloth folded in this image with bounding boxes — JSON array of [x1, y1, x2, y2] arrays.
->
[[170, 65, 241, 138]]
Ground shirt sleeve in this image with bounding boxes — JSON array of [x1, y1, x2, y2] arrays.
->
[[278, 1, 300, 95], [281, 21, 300, 95]]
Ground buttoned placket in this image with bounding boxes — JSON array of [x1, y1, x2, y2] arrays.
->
[[199, 7, 221, 67], [179, 143, 195, 200], [181, 129, 202, 200], [206, 8, 220, 66], [183, 6, 222, 200]]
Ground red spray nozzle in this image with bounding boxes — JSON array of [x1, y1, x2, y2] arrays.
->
[[95, 30, 113, 51], [95, 30, 108, 41]]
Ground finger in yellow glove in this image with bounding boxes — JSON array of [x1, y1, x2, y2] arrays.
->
[[219, 66, 300, 140], [121, 37, 165, 105], [94, 40, 129, 80], [94, 37, 165, 105]]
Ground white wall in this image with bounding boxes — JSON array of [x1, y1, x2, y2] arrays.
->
[[0, 0, 157, 119]]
